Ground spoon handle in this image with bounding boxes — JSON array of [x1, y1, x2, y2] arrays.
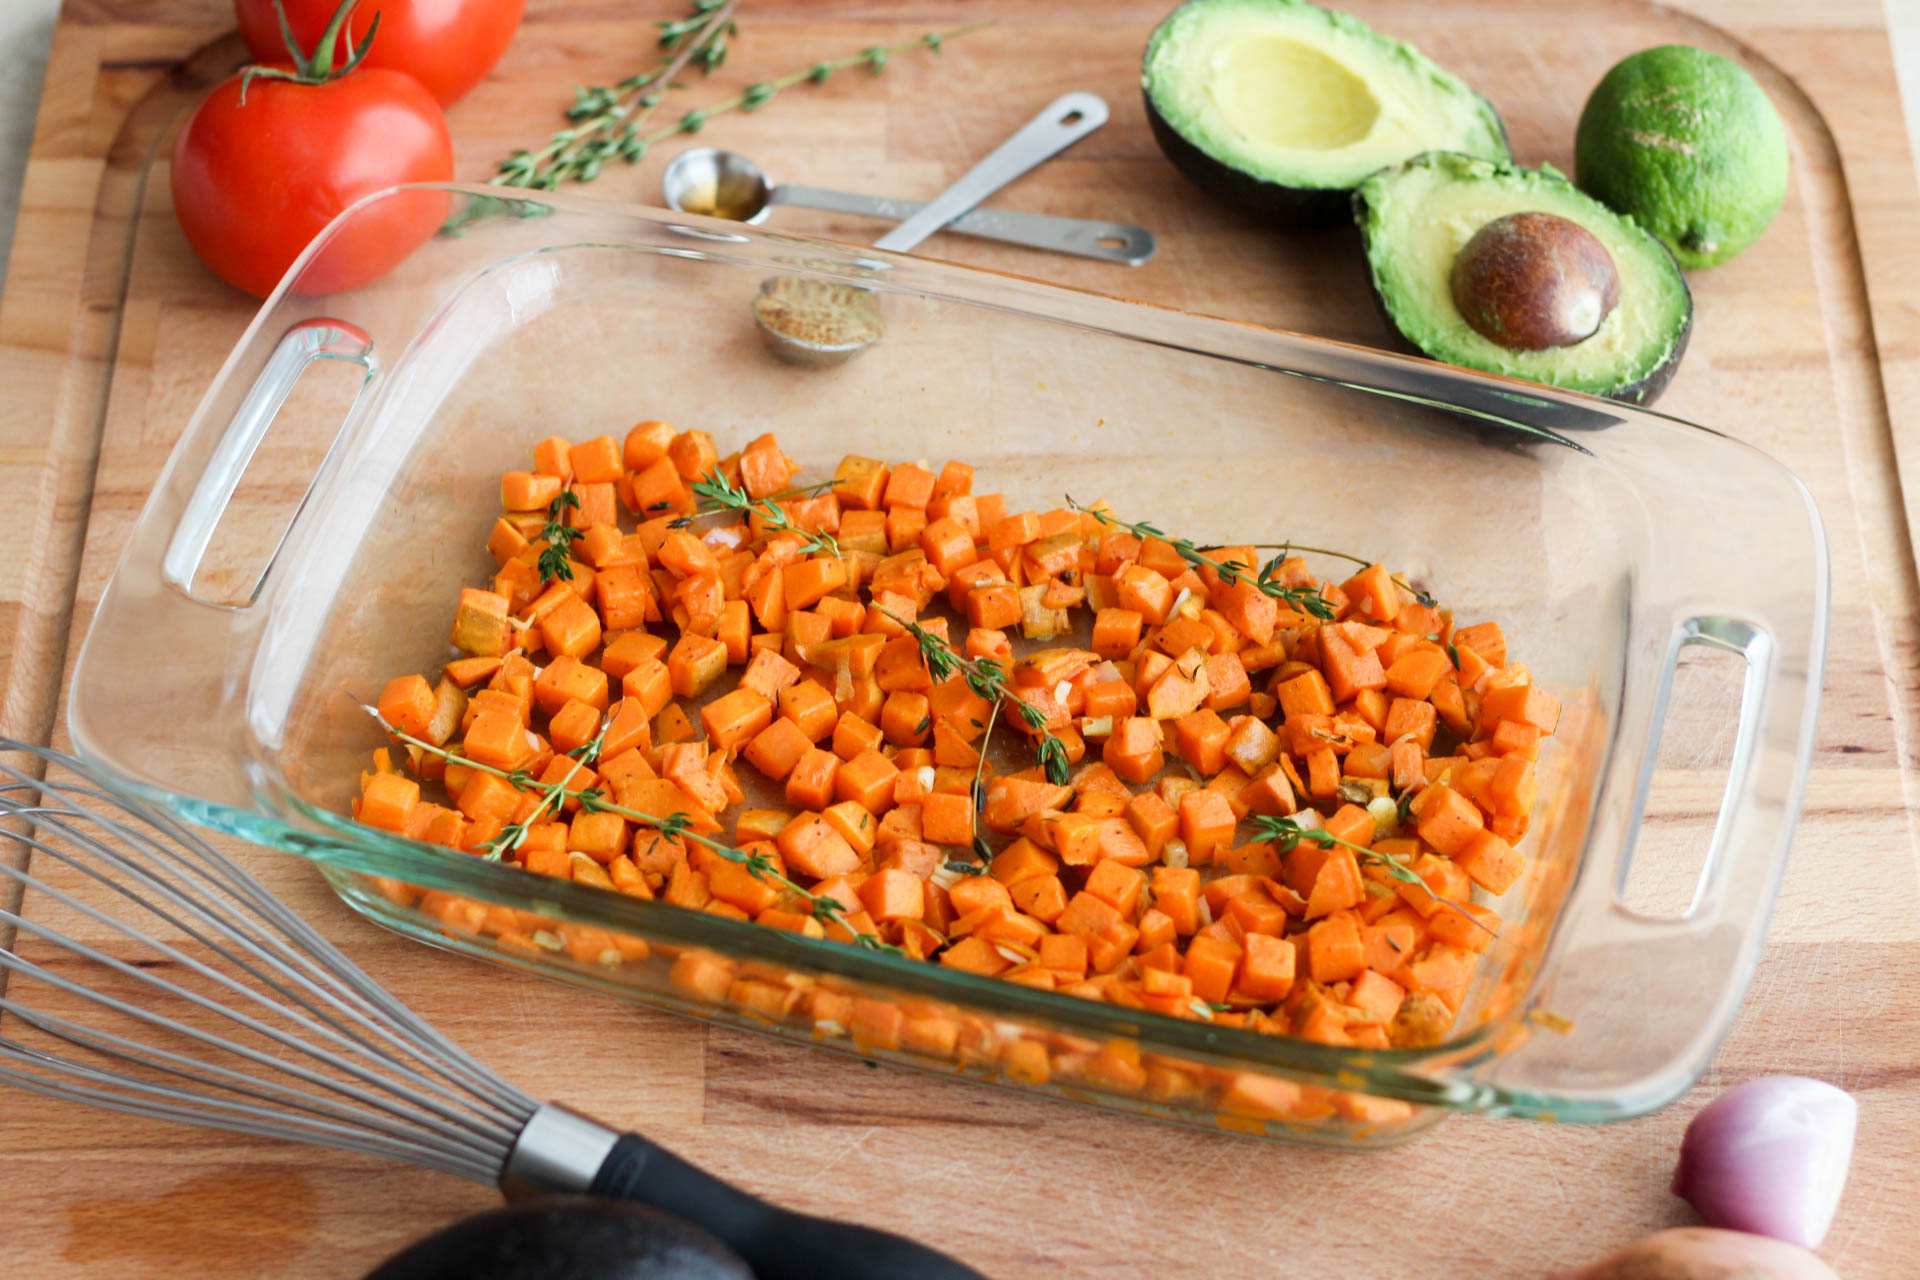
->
[[770, 184, 1154, 265], [871, 92, 1109, 254]]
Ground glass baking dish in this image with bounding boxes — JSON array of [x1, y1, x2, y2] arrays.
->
[[67, 183, 1826, 1147]]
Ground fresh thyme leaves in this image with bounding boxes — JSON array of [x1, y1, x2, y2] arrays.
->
[[1248, 814, 1494, 936], [655, 0, 738, 63], [691, 470, 841, 557], [1447, 641, 1463, 671], [537, 490, 582, 585], [1251, 541, 1437, 608], [1034, 730, 1071, 788], [489, 0, 737, 196], [464, 16, 985, 207], [1067, 500, 1336, 622], [886, 613, 1073, 787], [366, 707, 901, 954]]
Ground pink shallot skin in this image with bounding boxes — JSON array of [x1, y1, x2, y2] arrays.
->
[[1671, 1076, 1856, 1250]]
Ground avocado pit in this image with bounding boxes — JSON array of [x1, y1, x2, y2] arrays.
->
[[1448, 211, 1621, 350]]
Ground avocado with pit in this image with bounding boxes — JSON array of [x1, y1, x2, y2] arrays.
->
[[1141, 0, 1510, 224], [1355, 151, 1693, 405]]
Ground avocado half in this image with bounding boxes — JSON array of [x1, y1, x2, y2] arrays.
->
[[1141, 0, 1511, 224], [361, 1199, 752, 1280], [1355, 152, 1693, 405]]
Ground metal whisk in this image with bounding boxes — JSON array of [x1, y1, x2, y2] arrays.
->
[[0, 742, 980, 1279]]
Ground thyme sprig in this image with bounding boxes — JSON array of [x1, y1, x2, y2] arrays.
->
[[1066, 501, 1336, 622], [1249, 814, 1494, 936], [481, 726, 608, 861], [537, 490, 582, 585], [366, 708, 900, 953], [1250, 542, 1437, 608], [691, 470, 840, 557], [669, 477, 838, 530], [492, 0, 739, 195], [886, 613, 1071, 787], [468, 18, 984, 203], [657, 24, 987, 141]]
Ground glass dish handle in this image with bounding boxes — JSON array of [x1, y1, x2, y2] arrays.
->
[[70, 315, 375, 802], [160, 317, 374, 598], [1478, 606, 1820, 1120]]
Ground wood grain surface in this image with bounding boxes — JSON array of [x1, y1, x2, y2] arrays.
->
[[3, 1, 1919, 1276]]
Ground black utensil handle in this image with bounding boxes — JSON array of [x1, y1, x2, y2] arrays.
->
[[589, 1132, 987, 1280]]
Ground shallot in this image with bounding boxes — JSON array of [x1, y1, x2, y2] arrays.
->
[[1549, 1227, 1839, 1280], [1673, 1076, 1856, 1248]]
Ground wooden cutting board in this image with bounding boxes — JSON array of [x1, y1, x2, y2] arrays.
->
[[4, 1, 1919, 1276]]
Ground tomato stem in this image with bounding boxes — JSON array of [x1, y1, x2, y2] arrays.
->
[[239, 0, 381, 102]]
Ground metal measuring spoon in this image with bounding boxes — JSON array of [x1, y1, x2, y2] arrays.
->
[[745, 93, 1112, 367], [661, 146, 1155, 266]]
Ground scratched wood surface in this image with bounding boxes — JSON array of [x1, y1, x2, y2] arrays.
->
[[2, 1, 1918, 1276]]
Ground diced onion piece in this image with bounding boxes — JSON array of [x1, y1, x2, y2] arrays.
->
[[1054, 680, 1072, 706], [1163, 838, 1189, 869], [929, 864, 964, 891], [1293, 808, 1324, 831], [916, 766, 936, 792], [1080, 716, 1114, 739], [1367, 795, 1399, 833]]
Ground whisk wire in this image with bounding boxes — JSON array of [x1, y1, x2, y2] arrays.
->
[[0, 744, 539, 1181], [0, 809, 525, 1152], [0, 997, 496, 1162], [0, 1051, 498, 1180], [0, 912, 511, 1166], [0, 760, 537, 1121]]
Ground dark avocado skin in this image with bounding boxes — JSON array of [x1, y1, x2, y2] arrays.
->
[[1143, 89, 1349, 225], [1349, 185, 1692, 409], [361, 1199, 754, 1280], [1142, 89, 1512, 228]]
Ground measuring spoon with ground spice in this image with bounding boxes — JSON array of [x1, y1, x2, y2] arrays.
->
[[753, 92, 1109, 367]]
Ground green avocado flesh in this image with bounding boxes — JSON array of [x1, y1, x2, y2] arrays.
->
[[1142, 0, 1509, 206], [1357, 152, 1693, 402]]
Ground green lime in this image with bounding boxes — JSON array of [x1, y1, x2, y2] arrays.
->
[[1575, 45, 1788, 269]]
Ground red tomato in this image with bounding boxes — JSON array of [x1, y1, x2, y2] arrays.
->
[[235, 0, 525, 107], [171, 65, 453, 297]]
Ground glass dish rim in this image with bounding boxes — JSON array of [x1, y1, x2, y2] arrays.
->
[[69, 180, 1829, 1125]]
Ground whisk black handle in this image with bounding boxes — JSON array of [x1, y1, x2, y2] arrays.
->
[[590, 1133, 987, 1280]]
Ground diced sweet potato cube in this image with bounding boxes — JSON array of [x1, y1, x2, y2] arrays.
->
[[1307, 912, 1366, 984], [1415, 785, 1485, 855], [450, 588, 514, 657], [1177, 789, 1236, 863], [775, 813, 861, 879]]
